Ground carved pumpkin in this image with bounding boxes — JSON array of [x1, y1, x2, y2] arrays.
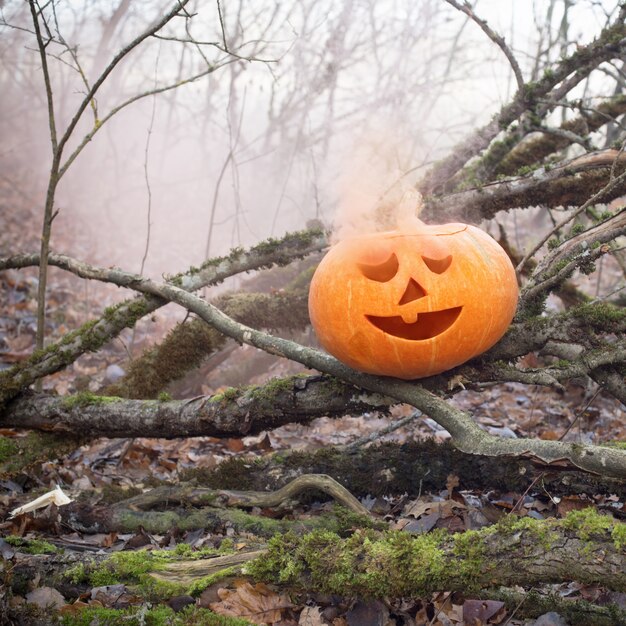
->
[[308, 220, 518, 379]]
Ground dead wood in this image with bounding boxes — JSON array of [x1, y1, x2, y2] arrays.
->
[[0, 228, 326, 410], [1, 376, 392, 438], [180, 442, 626, 501]]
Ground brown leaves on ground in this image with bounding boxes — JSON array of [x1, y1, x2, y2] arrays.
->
[[209, 580, 295, 625]]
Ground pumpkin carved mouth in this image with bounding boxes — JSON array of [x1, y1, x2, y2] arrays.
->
[[365, 307, 462, 340]]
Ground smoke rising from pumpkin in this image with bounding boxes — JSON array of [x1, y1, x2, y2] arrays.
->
[[330, 129, 425, 243], [1, 1, 604, 282]]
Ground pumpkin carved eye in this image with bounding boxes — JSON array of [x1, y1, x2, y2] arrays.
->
[[422, 255, 452, 274], [358, 253, 399, 282]]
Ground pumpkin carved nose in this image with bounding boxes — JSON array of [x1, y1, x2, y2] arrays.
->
[[399, 277, 427, 304]]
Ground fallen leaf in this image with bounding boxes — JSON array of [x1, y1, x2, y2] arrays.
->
[[446, 474, 460, 497], [25, 586, 66, 610], [462, 599, 506, 625], [556, 496, 592, 517], [402, 512, 440, 534], [210, 580, 294, 624], [299, 606, 325, 625]]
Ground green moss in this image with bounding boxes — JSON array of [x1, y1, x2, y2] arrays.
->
[[451, 528, 491, 587], [496, 514, 559, 553], [247, 528, 457, 597], [569, 222, 586, 237], [157, 391, 172, 402], [248, 376, 298, 410], [560, 508, 617, 541], [515, 292, 548, 320], [65, 562, 89, 584], [571, 302, 626, 332], [3, 535, 59, 554], [514, 163, 541, 176], [174, 542, 194, 556], [100, 483, 143, 504], [611, 523, 626, 550], [222, 508, 286, 536], [0, 431, 79, 476], [547, 237, 561, 250], [88, 549, 169, 586], [602, 441, 626, 450], [217, 387, 239, 402], [59, 605, 253, 626], [0, 437, 18, 462], [61, 391, 122, 410], [187, 566, 239, 596], [332, 505, 387, 535]]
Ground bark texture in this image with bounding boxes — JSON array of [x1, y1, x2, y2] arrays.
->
[[2, 376, 391, 438], [247, 513, 626, 595]]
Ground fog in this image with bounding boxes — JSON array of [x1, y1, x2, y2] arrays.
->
[[0, 0, 621, 278]]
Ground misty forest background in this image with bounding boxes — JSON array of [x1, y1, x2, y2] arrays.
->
[[1, 1, 626, 625]]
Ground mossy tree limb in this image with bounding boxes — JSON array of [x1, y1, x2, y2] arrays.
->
[[8, 253, 624, 478], [246, 511, 626, 596], [181, 442, 626, 501], [454, 95, 626, 192], [422, 151, 626, 223], [1, 375, 392, 437], [107, 289, 311, 399], [0, 228, 326, 410], [418, 7, 626, 196], [493, 95, 626, 178]]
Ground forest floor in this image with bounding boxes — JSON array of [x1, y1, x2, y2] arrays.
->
[[0, 169, 625, 626]]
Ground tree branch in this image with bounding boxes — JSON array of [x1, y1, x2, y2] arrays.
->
[[444, 0, 524, 91], [422, 150, 626, 223], [418, 6, 626, 196], [0, 229, 326, 408], [12, 255, 623, 478], [1, 375, 392, 438]]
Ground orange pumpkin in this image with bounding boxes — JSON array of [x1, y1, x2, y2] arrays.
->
[[308, 220, 518, 379]]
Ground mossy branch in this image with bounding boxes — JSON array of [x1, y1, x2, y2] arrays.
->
[[468, 94, 626, 186], [422, 151, 626, 223], [418, 6, 626, 196], [245, 510, 626, 596], [0, 228, 326, 410], [1, 376, 393, 438], [18, 254, 625, 478], [172, 441, 626, 501], [108, 289, 311, 399]]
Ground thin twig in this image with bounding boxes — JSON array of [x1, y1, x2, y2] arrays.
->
[[516, 162, 626, 276], [342, 410, 422, 453], [444, 0, 524, 91]]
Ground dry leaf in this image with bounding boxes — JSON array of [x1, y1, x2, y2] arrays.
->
[[446, 474, 460, 497], [299, 606, 325, 625], [210, 580, 294, 624], [25, 587, 66, 610], [463, 599, 506, 625]]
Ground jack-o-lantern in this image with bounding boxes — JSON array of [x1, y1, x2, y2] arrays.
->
[[308, 220, 518, 379]]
